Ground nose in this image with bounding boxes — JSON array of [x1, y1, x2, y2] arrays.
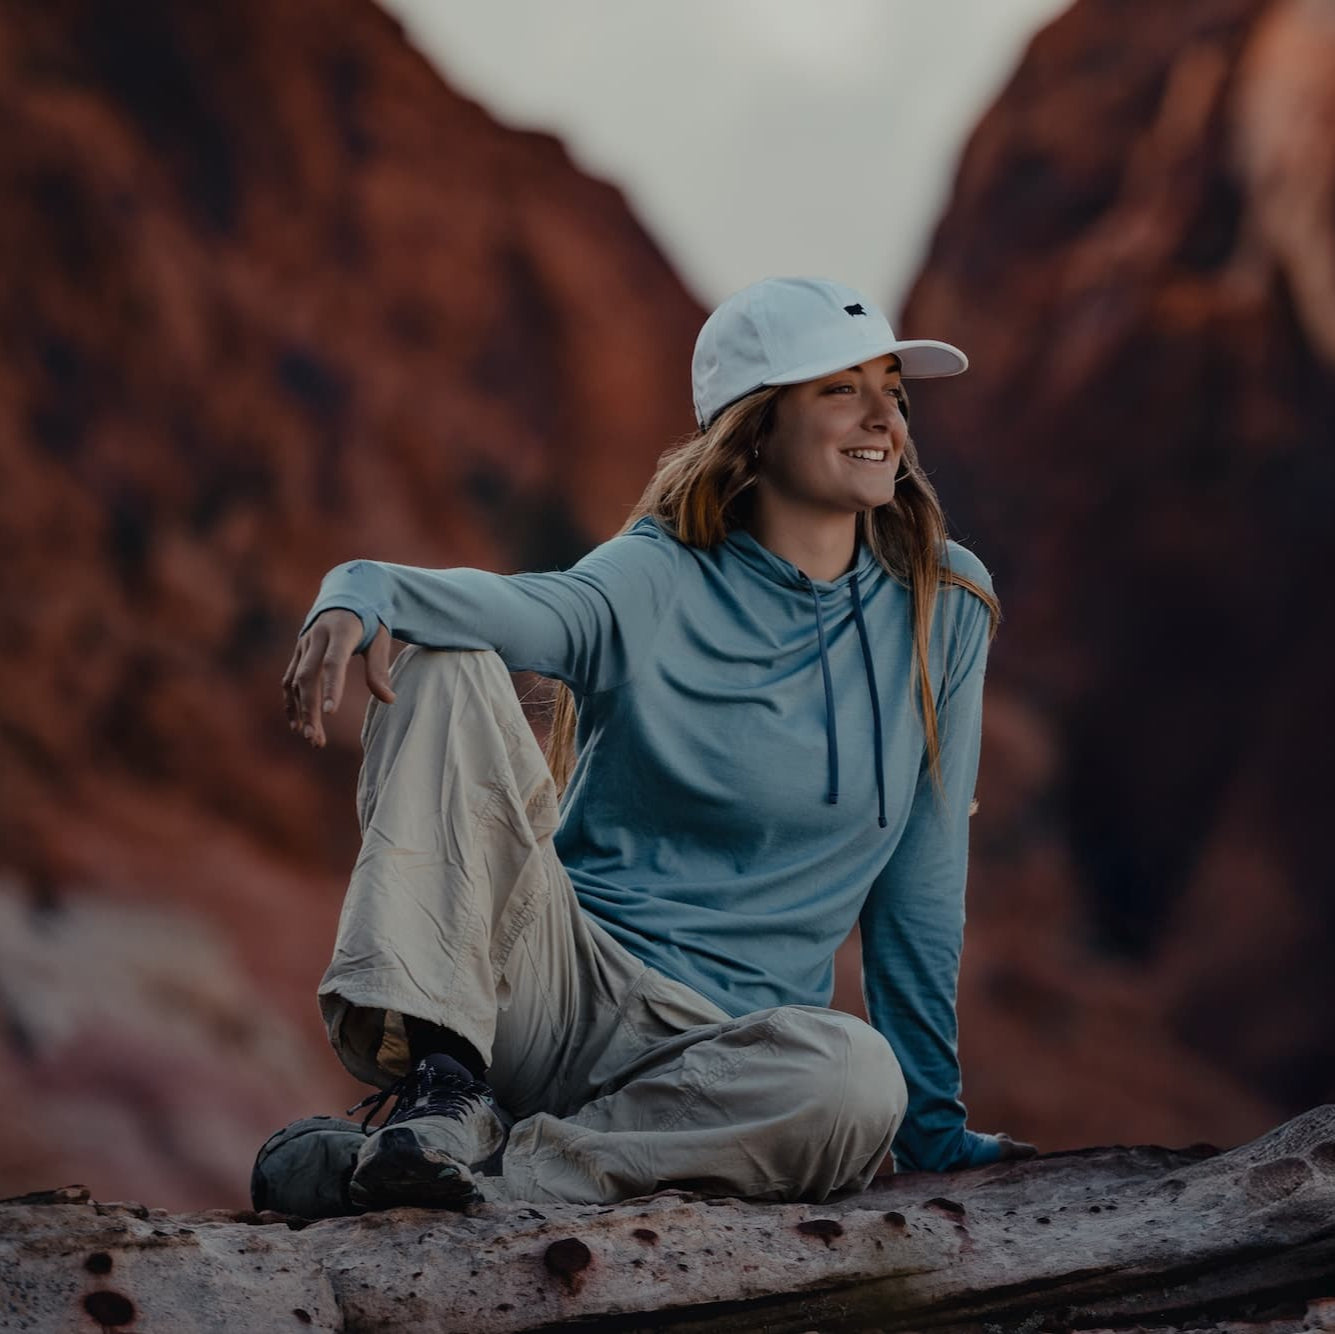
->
[[861, 384, 895, 431]]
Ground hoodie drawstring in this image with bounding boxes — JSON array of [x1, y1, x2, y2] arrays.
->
[[805, 572, 887, 829], [807, 580, 839, 805], [850, 573, 888, 829]]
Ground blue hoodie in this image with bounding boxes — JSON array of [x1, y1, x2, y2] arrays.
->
[[304, 514, 1001, 1172]]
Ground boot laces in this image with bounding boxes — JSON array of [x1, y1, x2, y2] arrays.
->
[[346, 1054, 494, 1135]]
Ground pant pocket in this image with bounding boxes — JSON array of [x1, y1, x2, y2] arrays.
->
[[596, 964, 734, 1093], [625, 963, 729, 1038]]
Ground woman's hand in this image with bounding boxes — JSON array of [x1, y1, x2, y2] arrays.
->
[[993, 1132, 1038, 1161], [282, 609, 396, 748]]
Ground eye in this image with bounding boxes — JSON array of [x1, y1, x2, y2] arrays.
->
[[823, 383, 906, 407]]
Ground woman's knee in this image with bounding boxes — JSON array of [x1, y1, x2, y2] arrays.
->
[[358, 645, 550, 806], [773, 1007, 906, 1146], [391, 647, 557, 820], [838, 1016, 907, 1141], [388, 645, 512, 698], [368, 647, 523, 738]]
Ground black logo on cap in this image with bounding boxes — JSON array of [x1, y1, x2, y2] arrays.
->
[[844, 304, 866, 316]]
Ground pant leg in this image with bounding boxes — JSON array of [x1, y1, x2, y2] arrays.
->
[[498, 963, 909, 1206], [319, 644, 905, 1204], [318, 646, 639, 1112]]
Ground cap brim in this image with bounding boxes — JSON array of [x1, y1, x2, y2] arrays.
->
[[762, 337, 969, 385]]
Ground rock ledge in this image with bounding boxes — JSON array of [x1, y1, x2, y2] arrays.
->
[[4, 1108, 1335, 1332]]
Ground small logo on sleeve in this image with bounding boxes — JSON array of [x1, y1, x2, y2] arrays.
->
[[844, 304, 866, 316]]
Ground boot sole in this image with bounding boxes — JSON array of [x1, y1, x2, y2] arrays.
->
[[349, 1127, 481, 1210]]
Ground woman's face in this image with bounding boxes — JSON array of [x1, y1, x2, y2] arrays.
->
[[758, 353, 908, 515]]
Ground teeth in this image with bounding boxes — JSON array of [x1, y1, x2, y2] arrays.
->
[[845, 449, 886, 461]]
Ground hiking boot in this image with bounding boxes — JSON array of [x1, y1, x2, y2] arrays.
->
[[347, 1053, 511, 1211], [250, 1115, 367, 1219]]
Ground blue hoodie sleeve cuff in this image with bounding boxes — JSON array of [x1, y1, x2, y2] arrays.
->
[[892, 1127, 1002, 1173], [301, 600, 381, 654], [960, 1130, 1003, 1169]]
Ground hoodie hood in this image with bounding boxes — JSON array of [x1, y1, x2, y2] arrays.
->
[[720, 526, 881, 592]]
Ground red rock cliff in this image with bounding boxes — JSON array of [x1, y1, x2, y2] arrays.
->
[[0, 0, 702, 1209], [901, 0, 1335, 1142]]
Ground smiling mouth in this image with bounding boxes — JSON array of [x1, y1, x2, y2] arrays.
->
[[843, 449, 888, 463]]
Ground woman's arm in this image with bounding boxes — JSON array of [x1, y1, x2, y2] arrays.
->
[[859, 580, 1002, 1174], [286, 519, 680, 744]]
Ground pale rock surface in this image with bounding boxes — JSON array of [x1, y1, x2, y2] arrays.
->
[[4, 1107, 1334, 1332]]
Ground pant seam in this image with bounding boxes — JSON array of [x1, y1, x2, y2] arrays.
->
[[589, 961, 681, 1103], [488, 848, 555, 988]]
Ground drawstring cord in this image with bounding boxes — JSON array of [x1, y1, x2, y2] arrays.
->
[[807, 579, 839, 805], [805, 572, 888, 828], [850, 573, 888, 829]]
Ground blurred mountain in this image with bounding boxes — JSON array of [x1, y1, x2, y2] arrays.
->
[[901, 0, 1335, 1124], [0, 0, 701, 1208]]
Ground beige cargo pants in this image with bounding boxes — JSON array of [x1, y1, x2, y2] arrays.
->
[[319, 646, 907, 1205]]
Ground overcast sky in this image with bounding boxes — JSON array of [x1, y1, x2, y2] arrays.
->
[[376, 0, 1071, 319]]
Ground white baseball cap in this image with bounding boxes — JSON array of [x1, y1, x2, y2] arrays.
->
[[691, 276, 968, 430]]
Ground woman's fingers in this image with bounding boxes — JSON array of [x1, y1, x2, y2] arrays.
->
[[284, 611, 378, 748], [319, 614, 365, 727], [363, 624, 397, 705], [291, 624, 329, 745], [281, 642, 301, 730], [994, 1132, 1039, 1161]]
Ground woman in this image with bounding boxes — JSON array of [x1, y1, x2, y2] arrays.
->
[[259, 276, 1036, 1217]]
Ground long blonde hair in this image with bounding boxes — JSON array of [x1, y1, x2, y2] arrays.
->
[[540, 384, 1000, 800]]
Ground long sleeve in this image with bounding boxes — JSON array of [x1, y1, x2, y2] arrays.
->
[[859, 579, 998, 1174], [299, 518, 681, 697]]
